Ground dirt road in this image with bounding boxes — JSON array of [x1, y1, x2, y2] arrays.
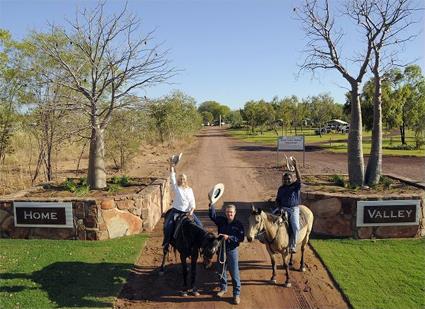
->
[[116, 128, 349, 309]]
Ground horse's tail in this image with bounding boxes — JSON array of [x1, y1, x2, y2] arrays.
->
[[173, 246, 177, 261], [299, 204, 314, 239]]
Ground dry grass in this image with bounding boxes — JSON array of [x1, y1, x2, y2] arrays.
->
[[0, 131, 196, 195]]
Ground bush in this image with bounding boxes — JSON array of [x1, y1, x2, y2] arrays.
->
[[108, 183, 121, 193], [330, 174, 346, 187], [384, 144, 416, 150], [64, 178, 77, 192], [111, 175, 129, 187], [379, 176, 393, 189], [63, 177, 89, 196]]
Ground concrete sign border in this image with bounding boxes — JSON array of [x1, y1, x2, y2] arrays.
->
[[14, 202, 74, 228], [356, 199, 420, 227]]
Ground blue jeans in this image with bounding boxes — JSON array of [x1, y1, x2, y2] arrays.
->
[[283, 206, 300, 250], [162, 208, 203, 248], [217, 248, 241, 296]]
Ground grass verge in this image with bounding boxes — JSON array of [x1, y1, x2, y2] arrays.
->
[[0, 235, 147, 309], [228, 129, 425, 157], [310, 238, 425, 309]]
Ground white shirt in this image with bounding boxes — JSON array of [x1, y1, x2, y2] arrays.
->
[[170, 171, 196, 212]]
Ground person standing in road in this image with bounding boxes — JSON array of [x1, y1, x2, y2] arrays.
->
[[209, 203, 244, 305]]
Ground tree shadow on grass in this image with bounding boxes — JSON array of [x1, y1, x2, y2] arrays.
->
[[0, 261, 134, 307]]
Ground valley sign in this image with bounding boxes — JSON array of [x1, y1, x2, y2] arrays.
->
[[356, 200, 420, 227]]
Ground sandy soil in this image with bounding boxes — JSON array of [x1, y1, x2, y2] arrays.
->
[[115, 127, 349, 309]]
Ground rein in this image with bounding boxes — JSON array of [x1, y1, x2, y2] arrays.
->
[[217, 237, 227, 280], [258, 215, 283, 253]]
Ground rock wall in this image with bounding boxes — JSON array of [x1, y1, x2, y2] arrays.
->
[[0, 177, 170, 240], [302, 190, 425, 239]]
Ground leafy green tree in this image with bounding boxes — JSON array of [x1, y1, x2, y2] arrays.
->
[[201, 111, 214, 125], [227, 110, 244, 128], [147, 91, 201, 143], [105, 110, 143, 170], [308, 93, 340, 137], [0, 29, 31, 163], [198, 101, 230, 122]]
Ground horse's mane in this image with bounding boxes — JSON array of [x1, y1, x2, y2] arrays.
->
[[263, 211, 284, 223]]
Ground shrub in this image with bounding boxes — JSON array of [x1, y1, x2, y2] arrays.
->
[[64, 178, 77, 192], [108, 183, 121, 193], [112, 175, 129, 187], [330, 174, 346, 187], [384, 144, 416, 150], [380, 176, 393, 189], [63, 177, 89, 196]]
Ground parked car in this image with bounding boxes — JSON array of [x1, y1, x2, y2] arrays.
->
[[337, 125, 349, 133], [314, 127, 331, 135]]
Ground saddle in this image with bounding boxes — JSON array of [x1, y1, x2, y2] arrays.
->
[[173, 213, 189, 239], [275, 208, 308, 235]]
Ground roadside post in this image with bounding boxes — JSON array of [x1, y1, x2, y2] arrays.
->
[[276, 136, 305, 168]]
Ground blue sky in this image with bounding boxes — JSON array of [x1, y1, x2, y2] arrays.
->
[[1, 0, 424, 109]]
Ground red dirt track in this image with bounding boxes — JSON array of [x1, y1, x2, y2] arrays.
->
[[115, 127, 350, 309]]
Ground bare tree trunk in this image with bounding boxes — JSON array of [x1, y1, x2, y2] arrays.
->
[[365, 71, 382, 186], [400, 123, 406, 145], [348, 83, 365, 186], [88, 125, 106, 189]]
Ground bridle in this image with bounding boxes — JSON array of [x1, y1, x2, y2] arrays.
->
[[252, 212, 284, 253]]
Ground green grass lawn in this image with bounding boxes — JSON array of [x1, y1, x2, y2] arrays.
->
[[310, 238, 425, 309], [0, 235, 147, 309], [228, 128, 425, 157]]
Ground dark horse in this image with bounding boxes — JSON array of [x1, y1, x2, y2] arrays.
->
[[159, 210, 223, 296]]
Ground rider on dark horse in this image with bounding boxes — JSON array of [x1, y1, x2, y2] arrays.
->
[[162, 159, 203, 252], [273, 157, 301, 254]]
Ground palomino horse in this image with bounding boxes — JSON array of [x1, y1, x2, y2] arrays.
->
[[247, 205, 314, 287], [159, 212, 223, 296]]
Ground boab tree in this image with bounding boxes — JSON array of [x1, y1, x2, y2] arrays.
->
[[34, 3, 174, 189], [353, 0, 420, 186], [298, 0, 387, 186]]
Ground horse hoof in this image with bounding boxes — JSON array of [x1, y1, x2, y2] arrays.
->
[[192, 291, 200, 296], [270, 279, 277, 284], [300, 267, 306, 272], [180, 291, 188, 297], [284, 282, 292, 288]]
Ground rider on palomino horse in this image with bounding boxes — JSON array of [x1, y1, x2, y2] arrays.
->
[[273, 157, 301, 254], [162, 157, 202, 252]]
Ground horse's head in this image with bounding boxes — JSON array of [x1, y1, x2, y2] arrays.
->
[[201, 233, 224, 269], [247, 205, 265, 242]]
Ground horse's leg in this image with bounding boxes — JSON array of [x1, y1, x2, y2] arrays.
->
[[159, 247, 168, 275], [299, 232, 310, 272], [189, 250, 200, 296], [289, 252, 294, 267], [282, 251, 291, 288], [266, 245, 277, 284], [180, 254, 189, 296]]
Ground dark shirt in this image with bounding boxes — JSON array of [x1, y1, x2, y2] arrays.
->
[[276, 180, 301, 208], [209, 204, 245, 251]]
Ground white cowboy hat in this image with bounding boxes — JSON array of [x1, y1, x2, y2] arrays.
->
[[208, 183, 225, 204], [170, 152, 183, 166], [283, 154, 295, 172]]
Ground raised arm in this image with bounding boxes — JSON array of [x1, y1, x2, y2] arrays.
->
[[208, 203, 220, 225], [170, 161, 178, 191], [293, 157, 301, 183]]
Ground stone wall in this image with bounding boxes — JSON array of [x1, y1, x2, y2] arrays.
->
[[302, 190, 425, 239], [0, 177, 170, 240]]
